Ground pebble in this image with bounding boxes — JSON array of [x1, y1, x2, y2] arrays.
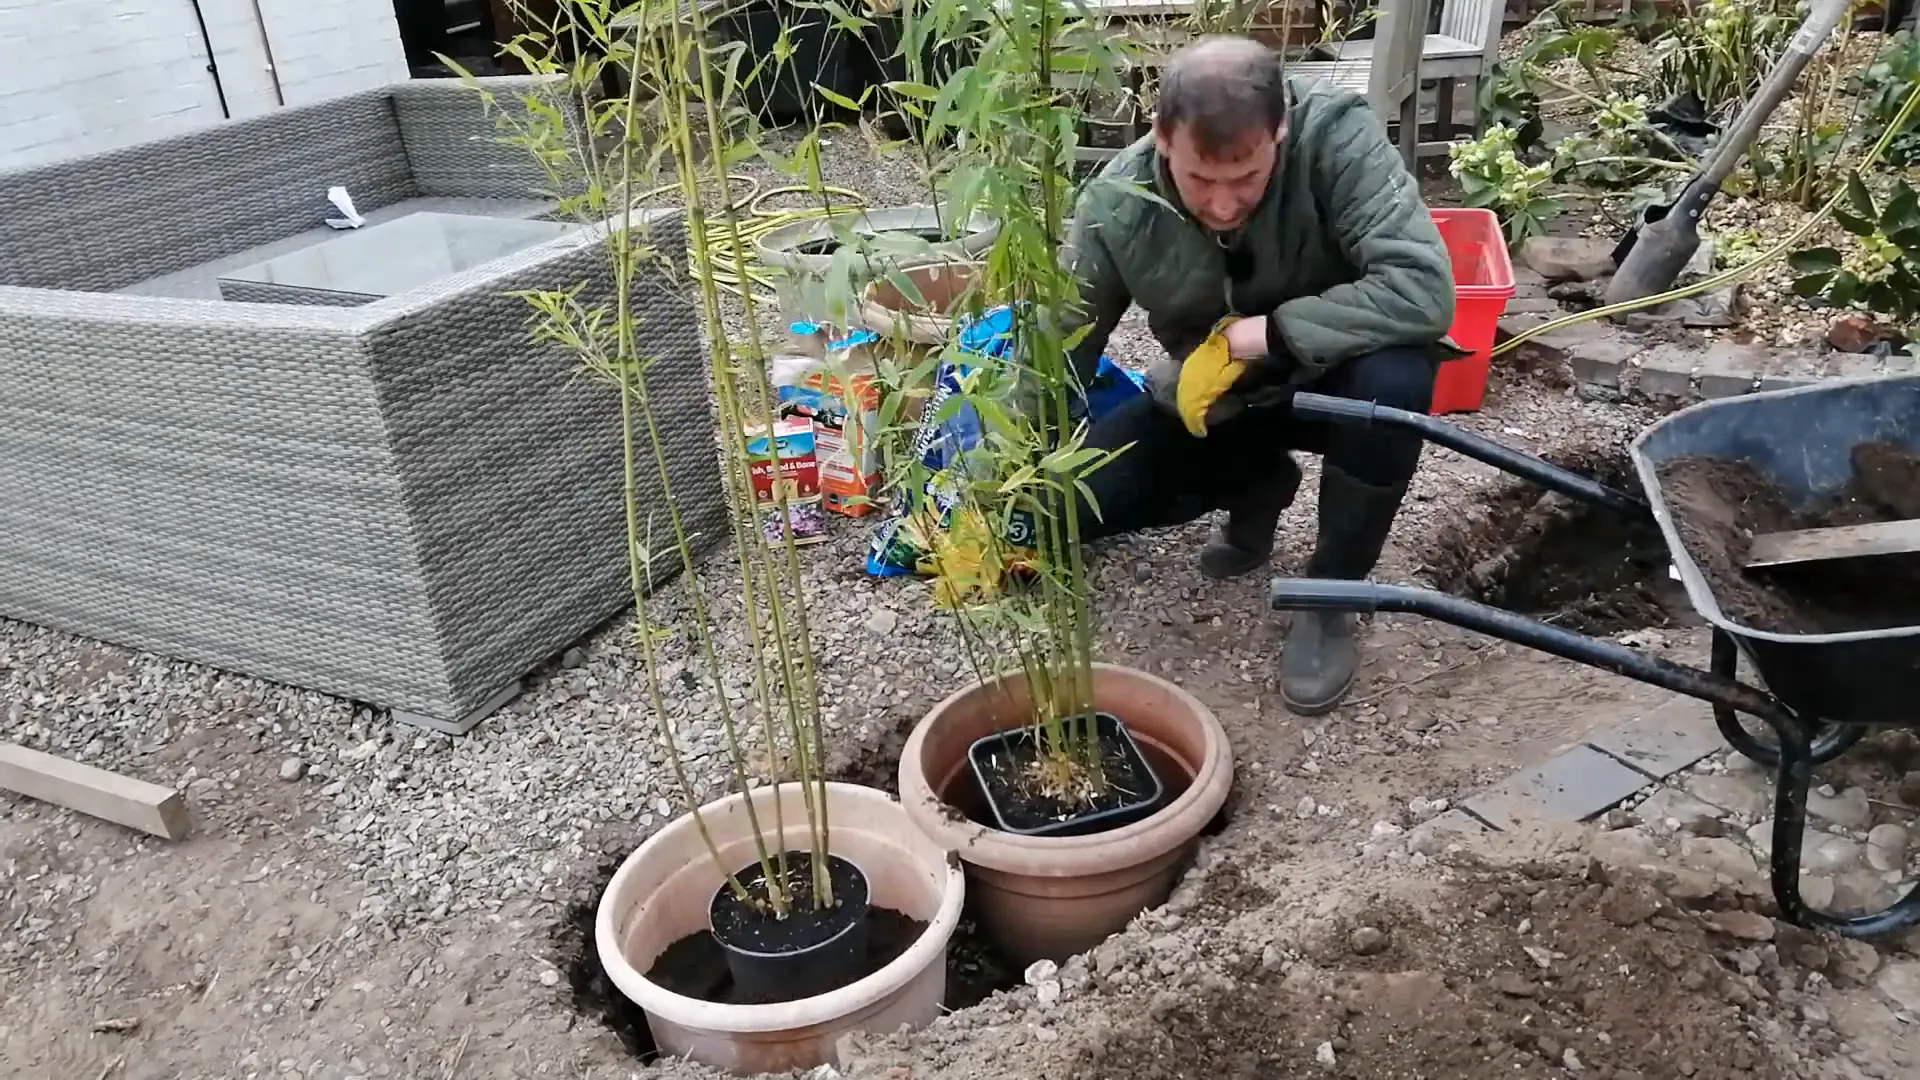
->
[[864, 609, 898, 636], [1683, 775, 1768, 819], [538, 968, 560, 987], [1296, 796, 1318, 819], [1877, 961, 1920, 1013], [1799, 875, 1836, 911], [1833, 940, 1883, 985], [1899, 771, 1920, 808], [1708, 910, 1775, 942], [1350, 926, 1388, 956], [1807, 786, 1871, 830], [1315, 1041, 1338, 1070], [278, 757, 307, 782], [1867, 823, 1910, 872], [1678, 837, 1757, 881]]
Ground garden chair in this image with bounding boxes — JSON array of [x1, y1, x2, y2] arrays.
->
[[1298, 0, 1505, 156], [1288, 0, 1433, 167]]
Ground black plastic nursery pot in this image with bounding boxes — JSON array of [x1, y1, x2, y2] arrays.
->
[[714, 0, 862, 126], [707, 851, 872, 1004], [1080, 115, 1141, 151], [965, 712, 1167, 838]]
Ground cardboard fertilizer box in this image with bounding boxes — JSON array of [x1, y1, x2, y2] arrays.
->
[[774, 326, 886, 518], [744, 418, 828, 546]]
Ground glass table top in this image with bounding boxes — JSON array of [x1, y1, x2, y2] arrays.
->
[[218, 212, 577, 299]]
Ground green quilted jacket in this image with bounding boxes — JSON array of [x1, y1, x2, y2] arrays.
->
[[1062, 73, 1459, 407]]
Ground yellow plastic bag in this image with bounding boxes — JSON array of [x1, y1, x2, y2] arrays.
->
[[1175, 318, 1248, 437]]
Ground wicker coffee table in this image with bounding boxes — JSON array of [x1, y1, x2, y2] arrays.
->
[[216, 212, 577, 306]]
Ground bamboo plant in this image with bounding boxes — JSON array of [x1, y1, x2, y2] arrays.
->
[[853, 0, 1137, 810], [448, 0, 847, 923]]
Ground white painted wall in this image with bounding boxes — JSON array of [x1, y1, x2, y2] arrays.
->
[[0, 0, 411, 171]]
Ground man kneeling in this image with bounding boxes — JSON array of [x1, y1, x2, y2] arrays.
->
[[1060, 35, 1459, 715]]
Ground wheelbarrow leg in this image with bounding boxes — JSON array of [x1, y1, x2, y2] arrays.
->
[[1762, 711, 1920, 937], [1264, 577, 1920, 938], [1708, 628, 1864, 767]]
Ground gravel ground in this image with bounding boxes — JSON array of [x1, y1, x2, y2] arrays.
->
[[11, 121, 1893, 1080], [0, 125, 1659, 936]]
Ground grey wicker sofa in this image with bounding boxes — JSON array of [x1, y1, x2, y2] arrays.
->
[[0, 77, 723, 734]]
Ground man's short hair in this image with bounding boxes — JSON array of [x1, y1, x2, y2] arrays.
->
[[1153, 35, 1289, 157]]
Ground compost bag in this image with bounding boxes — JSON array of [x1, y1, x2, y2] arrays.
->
[[865, 304, 1146, 585]]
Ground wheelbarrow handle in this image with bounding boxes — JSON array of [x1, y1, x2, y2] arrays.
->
[[1268, 579, 1791, 726], [1290, 393, 1652, 521], [1264, 578, 1386, 612]]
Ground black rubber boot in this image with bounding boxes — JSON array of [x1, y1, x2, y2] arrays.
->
[[1198, 454, 1302, 580], [1280, 464, 1408, 715]]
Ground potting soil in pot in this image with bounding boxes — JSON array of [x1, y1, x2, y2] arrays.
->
[[1656, 440, 1920, 633], [966, 713, 1167, 836]]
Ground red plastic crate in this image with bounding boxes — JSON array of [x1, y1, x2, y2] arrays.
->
[[1428, 208, 1516, 415]]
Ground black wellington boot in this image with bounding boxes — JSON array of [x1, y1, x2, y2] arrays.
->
[[1198, 453, 1302, 580], [1280, 464, 1408, 715]]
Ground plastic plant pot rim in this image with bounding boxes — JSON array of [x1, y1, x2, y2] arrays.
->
[[964, 712, 1168, 837], [594, 782, 966, 1035], [900, 662, 1234, 875]]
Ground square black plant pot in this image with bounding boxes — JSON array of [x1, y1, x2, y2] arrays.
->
[[966, 712, 1166, 838]]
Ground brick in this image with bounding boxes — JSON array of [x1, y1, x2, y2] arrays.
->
[[1632, 344, 1699, 400], [1757, 347, 1823, 392], [1567, 337, 1640, 388], [1463, 745, 1653, 832], [1695, 342, 1767, 399], [1830, 353, 1886, 381], [1585, 696, 1724, 780]]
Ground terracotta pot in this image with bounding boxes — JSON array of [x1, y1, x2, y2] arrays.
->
[[857, 261, 981, 346], [596, 782, 966, 1075], [898, 663, 1234, 965]]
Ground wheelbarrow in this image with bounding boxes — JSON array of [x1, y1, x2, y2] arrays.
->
[[1268, 375, 1920, 938]]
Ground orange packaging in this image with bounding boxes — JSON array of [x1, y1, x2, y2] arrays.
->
[[774, 329, 886, 518], [779, 369, 881, 517]]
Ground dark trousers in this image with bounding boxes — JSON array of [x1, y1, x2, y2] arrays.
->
[[1078, 345, 1437, 540]]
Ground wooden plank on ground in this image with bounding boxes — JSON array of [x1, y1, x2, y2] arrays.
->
[[1744, 519, 1920, 569], [0, 742, 190, 840]]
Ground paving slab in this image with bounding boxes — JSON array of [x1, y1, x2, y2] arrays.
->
[[1463, 745, 1654, 832], [1585, 695, 1724, 780]]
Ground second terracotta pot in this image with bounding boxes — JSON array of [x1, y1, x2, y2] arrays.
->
[[898, 662, 1234, 965]]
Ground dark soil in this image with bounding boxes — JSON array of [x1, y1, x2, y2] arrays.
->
[[706, 851, 870, 1003], [1657, 441, 1920, 634], [1069, 863, 1793, 1080], [709, 852, 866, 956], [650, 903, 914, 1006], [1428, 449, 1696, 635], [967, 713, 1165, 836]]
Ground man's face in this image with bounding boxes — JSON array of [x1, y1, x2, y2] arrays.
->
[[1156, 121, 1283, 233]]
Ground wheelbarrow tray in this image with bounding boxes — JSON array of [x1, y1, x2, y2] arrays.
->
[[1629, 374, 1920, 728]]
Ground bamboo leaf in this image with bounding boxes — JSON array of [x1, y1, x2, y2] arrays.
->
[[814, 83, 868, 112]]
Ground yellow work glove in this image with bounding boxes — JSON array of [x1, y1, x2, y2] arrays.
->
[[1174, 318, 1250, 437]]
